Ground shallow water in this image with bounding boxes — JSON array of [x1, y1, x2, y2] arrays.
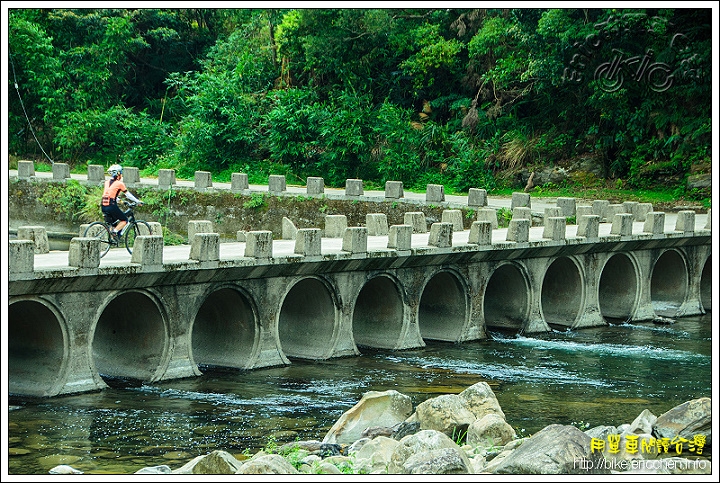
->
[[6, 314, 713, 475]]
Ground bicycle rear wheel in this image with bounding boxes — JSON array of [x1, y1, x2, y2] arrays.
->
[[84, 222, 113, 258], [124, 220, 153, 255]]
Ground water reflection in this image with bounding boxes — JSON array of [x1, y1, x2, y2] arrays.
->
[[6, 314, 712, 475]]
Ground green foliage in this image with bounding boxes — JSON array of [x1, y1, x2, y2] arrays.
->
[[243, 193, 267, 209], [37, 179, 97, 222], [497, 207, 513, 228]]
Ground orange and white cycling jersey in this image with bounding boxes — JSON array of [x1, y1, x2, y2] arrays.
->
[[102, 179, 127, 206]]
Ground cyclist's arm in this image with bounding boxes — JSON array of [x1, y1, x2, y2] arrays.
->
[[124, 190, 142, 204]]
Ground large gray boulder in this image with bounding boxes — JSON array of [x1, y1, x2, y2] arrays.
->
[[172, 450, 243, 474], [487, 424, 610, 474], [467, 413, 516, 448], [457, 382, 506, 420], [653, 397, 712, 449], [413, 394, 477, 438], [388, 429, 473, 474], [236, 454, 300, 474]]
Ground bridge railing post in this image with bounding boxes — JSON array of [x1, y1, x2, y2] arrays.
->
[[611, 213, 634, 236], [366, 213, 389, 236], [188, 220, 213, 242], [468, 221, 492, 246], [282, 217, 298, 240], [404, 212, 427, 234], [643, 212, 665, 235], [324, 215, 347, 238], [131, 235, 164, 267], [17, 226, 50, 254], [428, 222, 453, 247], [190, 232, 220, 261], [511, 192, 530, 210], [468, 188, 487, 207], [345, 179, 364, 197], [294, 228, 322, 257], [158, 169, 176, 190], [506, 218, 530, 243], [246, 230, 273, 259], [123, 166, 140, 186], [231, 172, 249, 192], [543, 216, 566, 241], [17, 160, 35, 179], [557, 197, 576, 217], [384, 181, 403, 199], [576, 205, 593, 219], [9, 240, 35, 275], [388, 224, 412, 251], [194, 171, 213, 191], [675, 210, 696, 234], [577, 214, 600, 240], [342, 227, 368, 254], [592, 200, 610, 221], [52, 162, 71, 182], [477, 208, 498, 229], [307, 177, 324, 195], [86, 165, 105, 185], [426, 184, 445, 203], [441, 209, 463, 231], [705, 209, 711, 230], [268, 175, 287, 194], [68, 237, 101, 268]]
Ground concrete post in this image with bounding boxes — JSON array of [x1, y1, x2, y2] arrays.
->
[[294, 228, 322, 257], [622, 201, 638, 218], [188, 220, 213, 241], [342, 227, 368, 254], [634, 203, 653, 222], [388, 225, 412, 251], [68, 237, 100, 268], [705, 209, 711, 230], [130, 235, 164, 267], [87, 165, 105, 184], [268, 175, 286, 193], [513, 207, 532, 220], [511, 192, 531, 210], [194, 171, 213, 190], [592, 200, 610, 221], [9, 240, 34, 274], [324, 215, 347, 238], [576, 205, 593, 219], [426, 184, 445, 203], [557, 197, 576, 217], [506, 218, 530, 243], [231, 173, 249, 191], [611, 213, 634, 236], [385, 180, 404, 199], [577, 215, 600, 239], [123, 166, 140, 185], [404, 212, 427, 233], [52, 162, 71, 181], [366, 213, 389, 236], [428, 222, 453, 247], [441, 209, 463, 231], [17, 160, 35, 178], [543, 216, 566, 241], [468, 221, 492, 246], [236, 230, 247, 242], [675, 210, 696, 233], [245, 231, 273, 258], [643, 212, 666, 235], [543, 207, 561, 222], [477, 208, 498, 229], [158, 169, 176, 189], [605, 204, 626, 223], [146, 222, 163, 236], [282, 217, 298, 240], [190, 233, 220, 261], [345, 179, 364, 196], [468, 188, 487, 207], [17, 226, 50, 254], [307, 177, 325, 195]]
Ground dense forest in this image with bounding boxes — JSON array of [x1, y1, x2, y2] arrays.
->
[[7, 8, 712, 199]]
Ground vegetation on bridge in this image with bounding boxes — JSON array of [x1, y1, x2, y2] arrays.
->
[[8, 8, 711, 204]]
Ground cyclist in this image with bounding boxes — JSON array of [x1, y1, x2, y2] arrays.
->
[[101, 164, 143, 237]]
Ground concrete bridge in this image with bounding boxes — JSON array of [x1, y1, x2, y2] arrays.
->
[[7, 162, 713, 397], [8, 202, 711, 398]]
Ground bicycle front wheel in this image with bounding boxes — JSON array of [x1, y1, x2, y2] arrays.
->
[[84, 222, 113, 258], [124, 221, 153, 255]]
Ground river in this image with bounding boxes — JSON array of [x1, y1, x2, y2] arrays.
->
[[5, 313, 713, 475]]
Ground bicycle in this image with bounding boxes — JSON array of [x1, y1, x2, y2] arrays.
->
[[83, 201, 153, 258]]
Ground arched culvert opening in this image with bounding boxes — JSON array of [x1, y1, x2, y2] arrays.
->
[[701, 256, 711, 312], [484, 264, 528, 331], [419, 271, 467, 342], [279, 278, 337, 360], [192, 288, 257, 372], [651, 250, 688, 317], [353, 276, 404, 349], [93, 291, 166, 385], [541, 257, 582, 328], [9, 300, 66, 397], [599, 253, 638, 322]]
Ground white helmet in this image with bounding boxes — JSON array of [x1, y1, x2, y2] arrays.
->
[[108, 164, 123, 178]]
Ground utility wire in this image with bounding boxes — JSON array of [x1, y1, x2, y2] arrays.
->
[[9, 52, 54, 164]]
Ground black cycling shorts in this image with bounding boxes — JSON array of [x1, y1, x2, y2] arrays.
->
[[101, 204, 127, 224]]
